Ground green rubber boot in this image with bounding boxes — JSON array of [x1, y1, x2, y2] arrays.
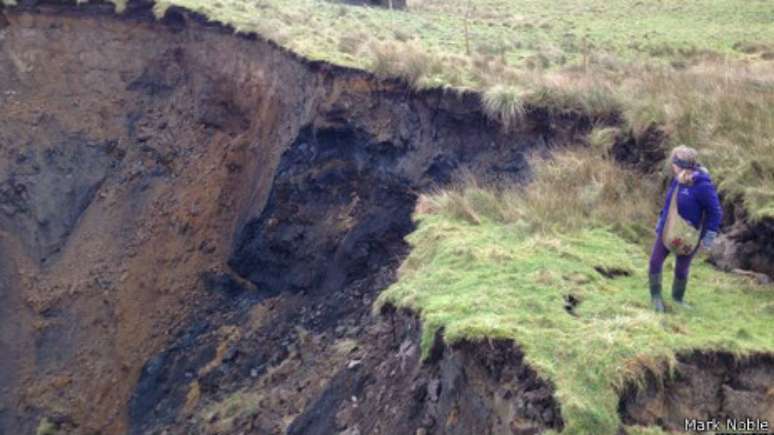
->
[[649, 272, 665, 313], [672, 276, 692, 309]]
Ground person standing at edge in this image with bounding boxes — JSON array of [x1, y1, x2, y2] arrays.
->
[[649, 145, 723, 312]]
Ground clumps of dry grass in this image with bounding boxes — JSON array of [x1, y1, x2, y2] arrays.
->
[[416, 170, 514, 226], [482, 84, 526, 130], [524, 83, 622, 122], [470, 54, 520, 87], [424, 147, 660, 241], [587, 126, 621, 155], [494, 57, 774, 221], [368, 40, 443, 88], [479, 68, 624, 130], [426, 190, 484, 225], [616, 60, 774, 220], [515, 147, 659, 236], [473, 37, 511, 59], [392, 28, 412, 42]]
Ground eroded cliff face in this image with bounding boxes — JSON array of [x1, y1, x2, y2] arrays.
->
[[0, 2, 319, 432], [0, 2, 592, 433], [619, 352, 774, 432], [0, 2, 771, 435]]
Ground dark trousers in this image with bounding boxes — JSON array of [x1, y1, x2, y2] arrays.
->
[[648, 236, 695, 280]]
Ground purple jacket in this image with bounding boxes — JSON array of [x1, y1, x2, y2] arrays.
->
[[656, 168, 723, 238]]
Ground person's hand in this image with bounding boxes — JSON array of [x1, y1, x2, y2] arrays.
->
[[701, 231, 718, 250]]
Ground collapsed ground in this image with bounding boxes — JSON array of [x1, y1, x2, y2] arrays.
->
[[0, 1, 773, 435], [0, 2, 595, 433]]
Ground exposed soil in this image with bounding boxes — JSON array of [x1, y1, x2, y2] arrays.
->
[[0, 1, 772, 435], [708, 201, 774, 282], [619, 352, 774, 433], [286, 310, 564, 435], [610, 124, 668, 173], [0, 1, 324, 432], [0, 1, 592, 433]]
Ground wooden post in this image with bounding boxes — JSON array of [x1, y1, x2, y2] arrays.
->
[[464, 0, 473, 56]]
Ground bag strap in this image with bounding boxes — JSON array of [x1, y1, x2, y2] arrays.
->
[[688, 209, 707, 256], [665, 182, 704, 256], [662, 185, 678, 247]]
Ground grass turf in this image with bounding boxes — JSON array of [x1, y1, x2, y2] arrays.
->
[[376, 204, 774, 434]]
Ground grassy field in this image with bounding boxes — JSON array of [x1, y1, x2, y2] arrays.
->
[[140, 0, 774, 72], [13, 0, 769, 218], [375, 161, 774, 433], [21, 0, 771, 81]]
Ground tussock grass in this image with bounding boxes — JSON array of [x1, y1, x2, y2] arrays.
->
[[368, 40, 442, 88], [482, 85, 525, 130], [429, 148, 660, 243], [617, 61, 774, 220], [587, 126, 620, 154], [512, 148, 659, 240], [493, 58, 774, 219], [526, 83, 622, 121], [377, 150, 774, 434]]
